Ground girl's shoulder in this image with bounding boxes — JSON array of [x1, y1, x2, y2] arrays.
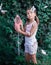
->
[[32, 20, 38, 27], [33, 20, 36, 25]]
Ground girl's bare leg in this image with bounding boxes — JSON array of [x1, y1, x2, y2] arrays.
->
[[25, 53, 30, 65], [31, 54, 37, 64]]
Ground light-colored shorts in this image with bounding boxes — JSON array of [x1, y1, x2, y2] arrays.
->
[[24, 42, 38, 55]]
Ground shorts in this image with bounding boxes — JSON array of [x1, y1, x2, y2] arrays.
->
[[24, 42, 38, 55]]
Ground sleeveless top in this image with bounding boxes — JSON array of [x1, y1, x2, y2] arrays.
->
[[25, 21, 38, 45]]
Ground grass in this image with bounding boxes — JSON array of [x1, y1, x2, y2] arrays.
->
[[15, 55, 51, 65]]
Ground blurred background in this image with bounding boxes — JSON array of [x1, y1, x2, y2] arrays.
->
[[0, 0, 51, 65]]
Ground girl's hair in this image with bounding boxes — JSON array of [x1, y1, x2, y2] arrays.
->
[[27, 6, 39, 25]]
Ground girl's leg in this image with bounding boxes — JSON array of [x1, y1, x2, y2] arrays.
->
[[25, 53, 30, 65], [31, 54, 37, 64], [25, 44, 30, 64]]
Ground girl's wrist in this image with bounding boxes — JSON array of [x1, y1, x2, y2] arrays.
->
[[19, 30, 28, 36]]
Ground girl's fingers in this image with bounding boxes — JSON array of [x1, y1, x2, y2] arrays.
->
[[14, 22, 20, 32]]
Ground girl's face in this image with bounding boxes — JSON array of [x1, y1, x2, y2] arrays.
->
[[27, 9, 36, 20]]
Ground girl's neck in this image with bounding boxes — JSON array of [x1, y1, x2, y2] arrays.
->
[[29, 18, 35, 23]]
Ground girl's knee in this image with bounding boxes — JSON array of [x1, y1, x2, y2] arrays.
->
[[30, 54, 37, 64], [31, 54, 37, 61]]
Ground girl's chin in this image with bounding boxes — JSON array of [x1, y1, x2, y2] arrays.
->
[[29, 18, 33, 20], [27, 18, 32, 20]]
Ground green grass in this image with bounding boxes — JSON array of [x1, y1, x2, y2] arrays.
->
[[14, 56, 51, 65]]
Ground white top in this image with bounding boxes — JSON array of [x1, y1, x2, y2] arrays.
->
[[25, 21, 38, 45]]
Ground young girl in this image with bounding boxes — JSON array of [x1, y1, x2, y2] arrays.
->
[[14, 6, 39, 64]]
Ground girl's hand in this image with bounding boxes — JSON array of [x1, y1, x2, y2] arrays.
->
[[14, 15, 22, 24], [16, 28, 21, 33], [14, 22, 22, 33], [14, 22, 19, 31]]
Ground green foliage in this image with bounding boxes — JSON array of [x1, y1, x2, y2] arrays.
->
[[0, 0, 51, 65]]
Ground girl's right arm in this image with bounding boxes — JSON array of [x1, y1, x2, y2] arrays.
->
[[18, 22, 31, 37], [18, 21, 38, 37], [21, 22, 27, 32]]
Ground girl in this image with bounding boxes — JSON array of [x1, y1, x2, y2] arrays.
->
[[14, 6, 39, 64]]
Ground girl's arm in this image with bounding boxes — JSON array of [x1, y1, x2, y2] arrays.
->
[[19, 22, 38, 37], [20, 22, 24, 31], [20, 22, 26, 32], [19, 22, 29, 36], [29, 22, 38, 36]]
